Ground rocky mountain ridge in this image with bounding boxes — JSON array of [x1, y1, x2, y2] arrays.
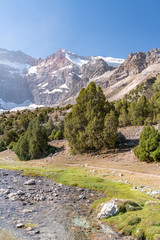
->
[[0, 47, 160, 110], [91, 48, 160, 101]]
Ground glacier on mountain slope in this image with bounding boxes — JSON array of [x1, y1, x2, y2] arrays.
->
[[0, 59, 31, 72], [0, 98, 43, 112]]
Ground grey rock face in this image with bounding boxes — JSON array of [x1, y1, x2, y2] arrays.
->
[[26, 49, 111, 105], [0, 48, 35, 106], [106, 48, 160, 87], [81, 58, 114, 79]]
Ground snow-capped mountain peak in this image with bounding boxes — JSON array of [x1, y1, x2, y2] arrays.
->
[[0, 47, 125, 110], [58, 48, 124, 68]]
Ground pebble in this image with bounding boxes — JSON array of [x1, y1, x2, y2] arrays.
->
[[24, 179, 36, 185], [119, 173, 123, 177], [16, 223, 25, 228]]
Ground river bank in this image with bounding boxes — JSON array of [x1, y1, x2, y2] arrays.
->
[[0, 138, 160, 239], [0, 168, 132, 240]]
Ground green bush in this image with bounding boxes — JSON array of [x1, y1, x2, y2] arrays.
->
[[49, 129, 57, 140], [54, 130, 64, 140], [128, 217, 141, 226], [134, 126, 160, 162]]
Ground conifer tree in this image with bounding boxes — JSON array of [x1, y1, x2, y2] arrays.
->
[[103, 110, 118, 147], [14, 118, 50, 160], [64, 82, 118, 153]]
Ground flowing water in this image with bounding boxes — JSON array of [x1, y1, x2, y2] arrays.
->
[[0, 169, 132, 240]]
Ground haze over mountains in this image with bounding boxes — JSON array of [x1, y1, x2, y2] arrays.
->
[[0, 47, 160, 111]]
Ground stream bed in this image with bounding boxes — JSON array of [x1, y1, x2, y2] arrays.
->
[[0, 169, 132, 240]]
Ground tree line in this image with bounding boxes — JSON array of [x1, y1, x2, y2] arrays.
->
[[0, 79, 160, 162]]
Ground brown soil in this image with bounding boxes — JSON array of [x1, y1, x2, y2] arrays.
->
[[27, 139, 160, 189]]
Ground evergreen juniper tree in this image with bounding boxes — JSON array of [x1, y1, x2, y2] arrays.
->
[[64, 82, 118, 153]]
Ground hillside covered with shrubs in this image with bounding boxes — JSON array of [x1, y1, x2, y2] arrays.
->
[[0, 105, 71, 160], [1, 76, 160, 162]]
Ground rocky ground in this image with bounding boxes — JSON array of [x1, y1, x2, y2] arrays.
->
[[0, 169, 133, 240]]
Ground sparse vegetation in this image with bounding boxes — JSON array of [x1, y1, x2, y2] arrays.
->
[[0, 229, 17, 240], [23, 222, 38, 229]]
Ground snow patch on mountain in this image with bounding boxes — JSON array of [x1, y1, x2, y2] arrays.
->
[[60, 84, 69, 89], [92, 56, 124, 67], [63, 50, 89, 67], [65, 52, 89, 67], [11, 104, 44, 112], [39, 82, 49, 89], [44, 89, 63, 94], [28, 66, 37, 75]]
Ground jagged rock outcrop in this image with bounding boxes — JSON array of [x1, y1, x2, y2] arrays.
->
[[81, 58, 113, 79], [90, 48, 160, 102], [106, 48, 160, 87]]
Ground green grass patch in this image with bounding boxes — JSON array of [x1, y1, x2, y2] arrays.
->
[[23, 222, 38, 229], [106, 202, 160, 239]]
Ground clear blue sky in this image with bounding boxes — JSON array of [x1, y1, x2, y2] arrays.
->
[[0, 0, 159, 59]]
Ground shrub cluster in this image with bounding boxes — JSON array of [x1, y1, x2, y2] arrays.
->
[[134, 126, 160, 162]]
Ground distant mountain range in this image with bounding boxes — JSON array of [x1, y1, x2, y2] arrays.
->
[[0, 47, 160, 111]]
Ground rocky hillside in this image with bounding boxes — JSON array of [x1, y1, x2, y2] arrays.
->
[[92, 48, 160, 101]]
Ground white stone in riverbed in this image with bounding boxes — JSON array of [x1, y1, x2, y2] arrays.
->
[[8, 192, 18, 200], [24, 179, 36, 185], [16, 223, 24, 228], [97, 199, 119, 219]]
